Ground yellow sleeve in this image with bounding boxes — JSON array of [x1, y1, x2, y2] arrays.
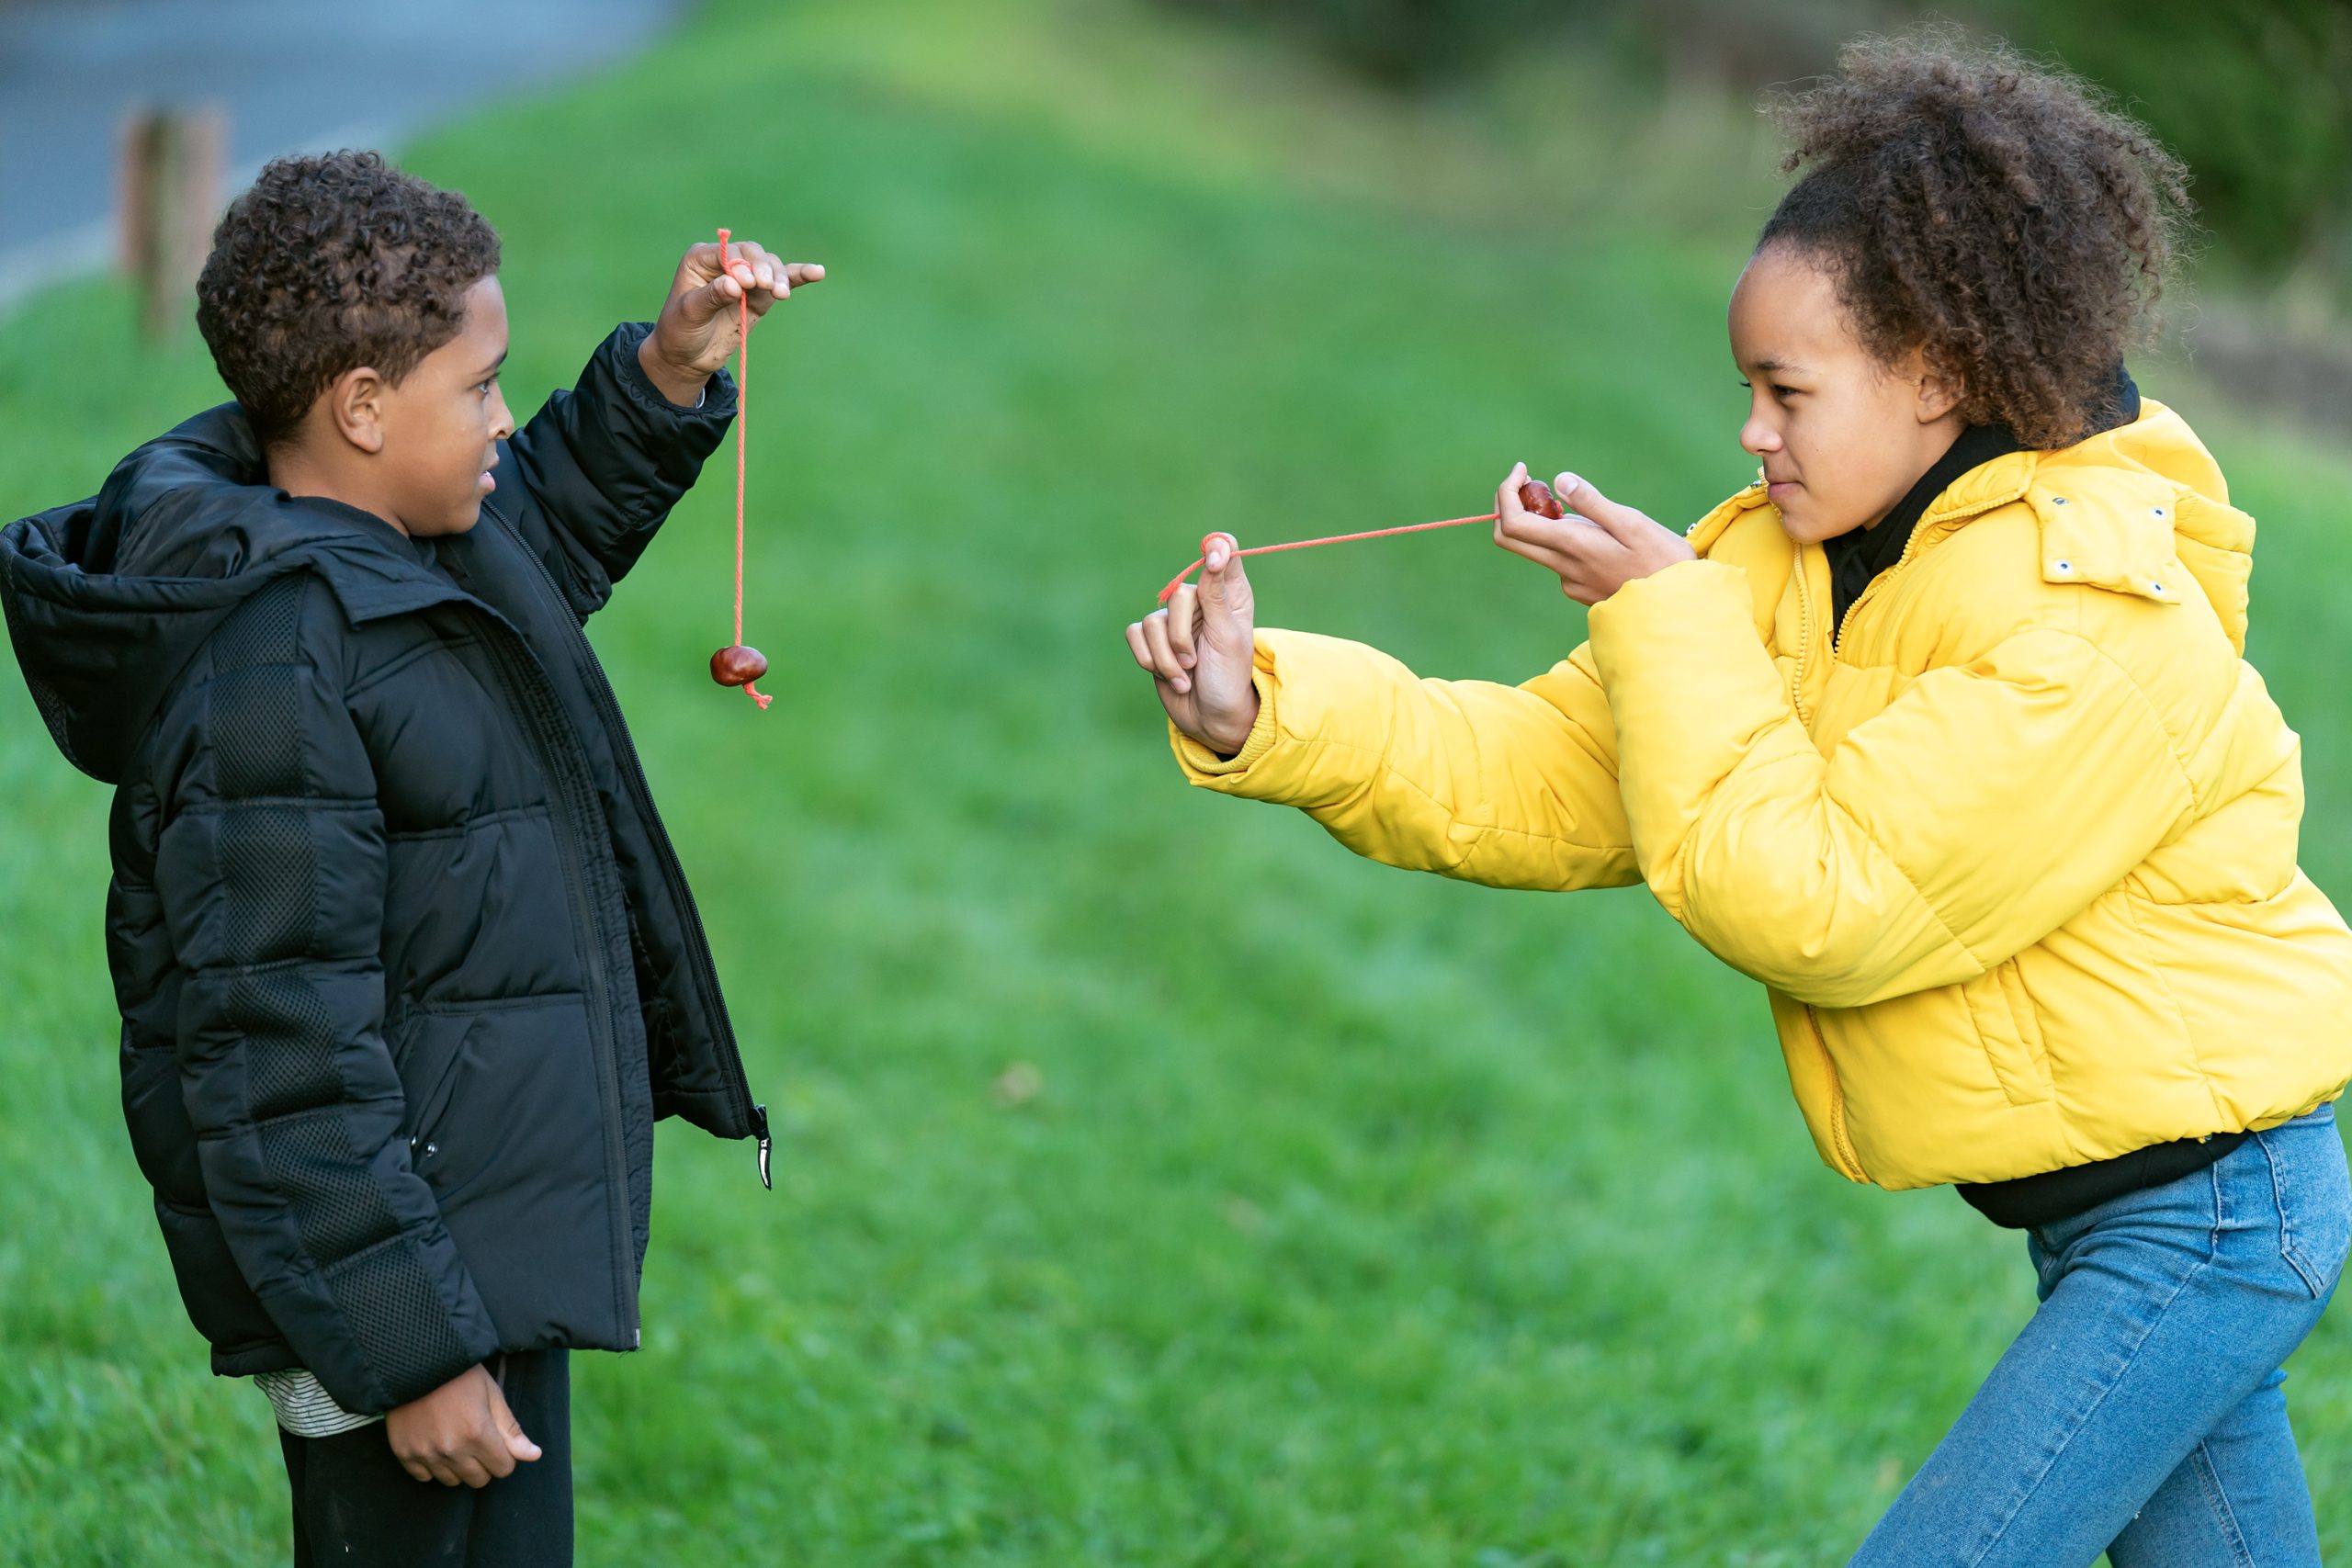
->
[[1170, 627, 1640, 891], [1587, 559, 2198, 1008]]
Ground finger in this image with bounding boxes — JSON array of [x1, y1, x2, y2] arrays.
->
[[397, 1456, 436, 1485], [1125, 619, 1158, 673], [782, 262, 825, 289], [490, 1383, 543, 1463], [1164, 582, 1198, 669], [426, 1458, 464, 1487], [728, 239, 777, 303], [1555, 472, 1647, 543], [1490, 525, 1583, 580], [1139, 610, 1190, 694], [451, 1453, 494, 1490], [481, 1442, 519, 1482]]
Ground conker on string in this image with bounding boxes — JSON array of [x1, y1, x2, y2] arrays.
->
[[710, 645, 769, 687], [1518, 479, 1566, 520]]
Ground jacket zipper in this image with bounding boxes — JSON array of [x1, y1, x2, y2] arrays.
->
[[492, 516, 769, 1185], [470, 609, 641, 1345], [1787, 545, 1819, 729], [1801, 1004, 1867, 1182], [1833, 492, 2016, 651]]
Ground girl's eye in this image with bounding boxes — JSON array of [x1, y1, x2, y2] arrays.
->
[[1773, 385, 1800, 400]]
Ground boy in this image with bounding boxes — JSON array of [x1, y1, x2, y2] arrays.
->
[[0, 151, 821, 1563]]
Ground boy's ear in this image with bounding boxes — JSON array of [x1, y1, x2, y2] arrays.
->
[[322, 367, 389, 456]]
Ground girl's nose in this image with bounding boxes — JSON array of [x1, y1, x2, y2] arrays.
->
[[1740, 417, 1781, 457]]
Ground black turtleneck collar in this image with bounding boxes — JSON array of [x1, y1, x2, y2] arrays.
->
[[1821, 367, 2141, 638]]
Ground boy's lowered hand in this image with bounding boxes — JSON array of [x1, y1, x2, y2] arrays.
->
[[1129, 535, 1261, 756], [637, 238, 826, 407], [386, 1362, 542, 1488], [1493, 463, 1694, 605]]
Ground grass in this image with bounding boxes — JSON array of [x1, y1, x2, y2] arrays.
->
[[5, 0, 2351, 1561]]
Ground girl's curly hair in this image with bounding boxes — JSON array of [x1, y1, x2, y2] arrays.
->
[[1758, 32, 2194, 448], [196, 151, 502, 446]]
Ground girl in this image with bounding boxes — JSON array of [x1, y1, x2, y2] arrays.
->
[[1125, 34, 2352, 1566]]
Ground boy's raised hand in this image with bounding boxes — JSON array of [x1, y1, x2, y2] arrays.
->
[[1492, 462, 1694, 605], [386, 1362, 541, 1488], [637, 238, 826, 407], [1128, 535, 1261, 755]]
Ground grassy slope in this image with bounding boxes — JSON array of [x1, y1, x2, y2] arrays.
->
[[4, 1, 2349, 1562]]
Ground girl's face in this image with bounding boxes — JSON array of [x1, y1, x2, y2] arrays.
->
[[1726, 243, 1966, 545]]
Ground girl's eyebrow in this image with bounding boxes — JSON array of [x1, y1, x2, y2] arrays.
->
[[477, 348, 509, 378], [1747, 355, 1808, 374]]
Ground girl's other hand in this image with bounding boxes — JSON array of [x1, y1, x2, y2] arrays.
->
[[1127, 535, 1261, 755], [1492, 463, 1695, 605]]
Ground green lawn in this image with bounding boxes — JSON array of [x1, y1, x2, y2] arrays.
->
[[6, 1, 2351, 1562]]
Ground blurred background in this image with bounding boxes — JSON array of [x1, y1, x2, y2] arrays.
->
[[3, 1, 2348, 1562]]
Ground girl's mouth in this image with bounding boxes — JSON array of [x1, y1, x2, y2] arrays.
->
[[1767, 480, 1802, 501]]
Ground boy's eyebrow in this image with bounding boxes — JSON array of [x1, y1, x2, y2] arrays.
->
[[478, 348, 509, 377], [1746, 355, 1808, 374]]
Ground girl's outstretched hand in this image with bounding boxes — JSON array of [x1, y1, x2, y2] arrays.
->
[[1492, 463, 1695, 605], [1128, 535, 1261, 755]]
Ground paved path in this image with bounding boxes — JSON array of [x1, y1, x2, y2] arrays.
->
[[0, 0, 684, 307]]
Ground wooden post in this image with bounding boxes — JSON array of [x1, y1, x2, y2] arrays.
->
[[119, 105, 226, 342]]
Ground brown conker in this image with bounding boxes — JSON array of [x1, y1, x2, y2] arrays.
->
[[710, 644, 769, 687], [1518, 479, 1566, 520]]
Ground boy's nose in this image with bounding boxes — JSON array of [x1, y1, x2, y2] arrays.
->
[[1739, 418, 1781, 457]]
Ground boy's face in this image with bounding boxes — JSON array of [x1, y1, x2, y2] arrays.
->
[[374, 276, 514, 537], [1725, 243, 1964, 546]]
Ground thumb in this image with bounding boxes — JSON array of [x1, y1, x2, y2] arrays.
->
[[490, 1381, 542, 1462], [1196, 534, 1254, 630], [680, 266, 752, 324], [1555, 472, 1646, 542]]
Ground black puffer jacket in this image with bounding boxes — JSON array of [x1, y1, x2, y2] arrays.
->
[[0, 324, 766, 1416]]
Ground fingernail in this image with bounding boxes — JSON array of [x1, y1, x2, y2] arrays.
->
[[1560, 472, 1583, 492], [1207, 552, 1227, 570], [1181, 653, 1196, 669], [1173, 677, 1191, 694]]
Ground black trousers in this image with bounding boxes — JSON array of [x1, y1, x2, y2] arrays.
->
[[278, 1350, 572, 1567]]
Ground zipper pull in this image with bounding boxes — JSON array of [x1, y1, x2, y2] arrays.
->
[[752, 1102, 772, 1190]]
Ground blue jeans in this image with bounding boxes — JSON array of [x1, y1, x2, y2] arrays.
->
[[1853, 1104, 2352, 1567]]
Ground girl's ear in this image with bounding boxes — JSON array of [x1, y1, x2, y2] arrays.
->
[[1912, 344, 1965, 425]]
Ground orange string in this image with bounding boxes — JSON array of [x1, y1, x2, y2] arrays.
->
[[718, 227, 771, 711], [1156, 512, 1500, 604]]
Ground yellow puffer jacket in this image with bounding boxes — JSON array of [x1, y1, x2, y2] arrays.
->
[[1175, 400, 2352, 1189]]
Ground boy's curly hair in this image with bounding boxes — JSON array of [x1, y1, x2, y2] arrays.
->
[[195, 151, 502, 447], [1758, 32, 2193, 448]]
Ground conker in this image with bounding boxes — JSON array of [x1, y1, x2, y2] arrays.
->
[[710, 644, 769, 687], [1518, 479, 1566, 520]]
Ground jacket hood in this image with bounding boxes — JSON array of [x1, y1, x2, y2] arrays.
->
[[2023, 400, 2256, 654], [1, 404, 460, 782]]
